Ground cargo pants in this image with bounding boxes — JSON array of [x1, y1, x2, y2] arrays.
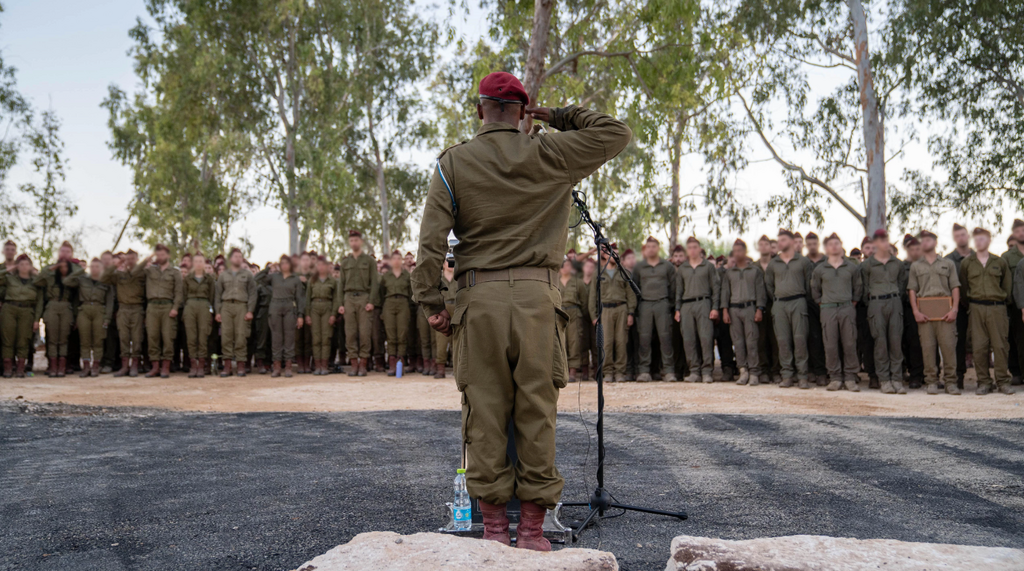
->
[[679, 298, 714, 376], [772, 297, 809, 381], [821, 303, 859, 383], [638, 298, 674, 375]]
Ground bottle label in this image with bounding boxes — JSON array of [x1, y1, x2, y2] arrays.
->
[[454, 507, 471, 522]]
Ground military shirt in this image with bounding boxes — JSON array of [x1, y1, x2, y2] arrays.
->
[[908, 256, 960, 298], [558, 273, 588, 308], [380, 270, 412, 299], [0, 271, 44, 319], [674, 259, 721, 310], [945, 248, 973, 274], [860, 256, 908, 302], [64, 272, 115, 323], [101, 264, 147, 305], [764, 254, 813, 300], [34, 265, 84, 304], [133, 263, 183, 307], [632, 258, 675, 302], [721, 264, 766, 308], [811, 258, 863, 305], [1013, 260, 1024, 308], [589, 267, 638, 317], [339, 253, 381, 305], [412, 105, 632, 314], [305, 276, 341, 316], [256, 269, 307, 313], [959, 253, 1011, 303], [1002, 246, 1024, 274], [215, 268, 257, 314], [184, 274, 215, 304]]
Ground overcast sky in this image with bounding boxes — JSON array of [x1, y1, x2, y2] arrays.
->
[[2, 0, 1013, 262]]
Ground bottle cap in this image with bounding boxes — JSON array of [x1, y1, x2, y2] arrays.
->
[[457, 468, 466, 474]]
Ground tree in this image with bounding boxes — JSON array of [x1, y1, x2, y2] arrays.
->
[[0, 1, 32, 239], [16, 110, 79, 263]]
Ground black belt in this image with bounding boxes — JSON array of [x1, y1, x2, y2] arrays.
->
[[346, 291, 367, 296], [729, 301, 756, 309], [602, 302, 624, 308], [386, 294, 410, 299], [311, 297, 334, 301], [776, 294, 805, 302], [969, 299, 1005, 306], [641, 297, 670, 303], [3, 300, 35, 308], [680, 296, 710, 304], [870, 293, 898, 301]]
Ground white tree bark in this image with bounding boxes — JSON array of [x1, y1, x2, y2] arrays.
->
[[368, 99, 390, 254], [849, 0, 886, 234], [519, 0, 555, 133]]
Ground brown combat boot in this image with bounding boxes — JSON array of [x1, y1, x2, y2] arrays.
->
[[129, 358, 139, 378], [188, 359, 197, 378], [196, 359, 206, 378], [283, 361, 294, 378], [516, 501, 551, 551], [478, 500, 511, 546], [237, 361, 247, 377], [56, 357, 67, 378], [271, 361, 281, 378], [256, 359, 267, 374], [145, 360, 161, 378], [358, 358, 368, 377], [220, 359, 233, 378], [415, 355, 424, 372], [91, 360, 100, 377], [434, 364, 446, 379], [46, 357, 56, 377], [387, 356, 397, 377], [160, 360, 171, 378], [348, 358, 359, 377], [15, 358, 26, 378], [425, 358, 436, 376], [569, 368, 578, 383], [2, 358, 13, 378], [79, 360, 91, 378], [375, 355, 386, 373]]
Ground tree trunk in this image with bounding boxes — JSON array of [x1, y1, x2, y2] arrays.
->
[[519, 0, 555, 133], [849, 0, 885, 234], [368, 99, 390, 254], [669, 115, 684, 248]]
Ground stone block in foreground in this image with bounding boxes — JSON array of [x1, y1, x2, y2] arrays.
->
[[666, 535, 1024, 571], [293, 531, 618, 571]]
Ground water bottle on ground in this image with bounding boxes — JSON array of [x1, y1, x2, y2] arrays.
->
[[453, 468, 472, 530], [396, 359, 403, 378]]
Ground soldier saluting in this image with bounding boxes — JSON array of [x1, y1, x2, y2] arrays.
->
[[412, 72, 630, 550]]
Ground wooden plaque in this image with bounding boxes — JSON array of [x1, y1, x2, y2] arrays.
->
[[918, 297, 953, 321]]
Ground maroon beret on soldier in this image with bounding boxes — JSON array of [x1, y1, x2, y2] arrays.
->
[[3, 239, 14, 247], [824, 232, 842, 245], [778, 229, 794, 239], [686, 236, 701, 246], [622, 248, 634, 257], [758, 234, 771, 244], [850, 248, 861, 257], [566, 248, 576, 255], [805, 232, 819, 241], [1014, 219, 1024, 230], [952, 223, 966, 232], [918, 230, 937, 240], [793, 231, 803, 239], [973, 227, 991, 237], [349, 229, 362, 238], [15, 253, 31, 263], [906, 236, 920, 247], [872, 229, 889, 240], [672, 244, 685, 254], [733, 238, 747, 249], [645, 236, 659, 245], [479, 72, 530, 105], [860, 236, 871, 246], [902, 233, 915, 246]]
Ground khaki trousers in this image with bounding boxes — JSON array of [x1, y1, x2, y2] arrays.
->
[[728, 304, 761, 375], [772, 297, 809, 381], [383, 296, 410, 358], [77, 303, 107, 362], [308, 299, 335, 361], [867, 297, 903, 383], [1, 304, 35, 359], [183, 300, 212, 358], [220, 301, 249, 361], [117, 304, 144, 358], [821, 304, 859, 382], [146, 302, 178, 361], [561, 305, 582, 370], [637, 299, 674, 374], [918, 319, 957, 387], [43, 301, 73, 357], [680, 299, 714, 375], [418, 306, 435, 360], [601, 304, 629, 376], [269, 300, 296, 362], [344, 292, 373, 359], [969, 303, 1010, 388]]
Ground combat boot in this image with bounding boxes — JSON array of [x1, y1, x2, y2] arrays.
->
[[220, 359, 233, 378], [748, 373, 760, 386], [256, 359, 267, 375], [736, 368, 749, 385], [160, 360, 171, 379], [892, 380, 907, 394], [145, 361, 161, 378], [271, 361, 281, 378], [56, 357, 67, 378], [358, 358, 368, 377], [387, 356, 397, 377], [91, 360, 100, 377], [415, 355, 423, 373], [926, 383, 940, 395], [15, 358, 26, 378], [79, 360, 91, 378], [844, 378, 860, 392], [422, 358, 434, 376], [780, 377, 794, 388], [46, 357, 56, 378], [945, 383, 961, 395], [797, 377, 811, 389], [283, 361, 294, 378], [375, 355, 386, 373], [129, 358, 139, 378], [296, 356, 307, 374], [664, 372, 678, 382], [516, 501, 551, 552], [613, 373, 627, 383], [758, 374, 770, 385], [636, 372, 652, 383], [188, 359, 198, 378], [683, 373, 700, 383], [434, 364, 446, 379], [237, 361, 246, 377], [999, 384, 1016, 395], [975, 384, 991, 396], [348, 359, 358, 377], [196, 359, 206, 379], [478, 500, 511, 546], [702, 373, 714, 384], [880, 381, 895, 394], [2, 359, 12, 378], [720, 367, 735, 383], [826, 380, 842, 391], [581, 365, 590, 381], [772, 374, 783, 385], [868, 376, 880, 390]]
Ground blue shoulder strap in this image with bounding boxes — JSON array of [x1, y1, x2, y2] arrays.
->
[[436, 159, 458, 218]]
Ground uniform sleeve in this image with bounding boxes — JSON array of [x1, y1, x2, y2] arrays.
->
[[334, 277, 344, 313], [255, 267, 270, 285], [907, 264, 920, 293], [755, 268, 766, 308], [710, 266, 721, 310], [810, 266, 822, 305], [947, 261, 961, 292], [720, 272, 732, 307], [63, 268, 82, 288], [173, 271, 183, 310], [214, 275, 224, 315], [412, 167, 454, 315], [100, 266, 117, 285], [897, 262, 909, 301], [666, 264, 677, 303], [802, 258, 813, 295], [674, 268, 684, 311], [304, 279, 314, 318], [103, 285, 115, 324], [206, 278, 216, 305], [295, 279, 307, 315], [852, 266, 863, 304], [33, 268, 51, 287], [246, 274, 257, 314], [764, 263, 776, 300], [369, 263, 381, 307], [626, 272, 637, 315], [1001, 259, 1013, 301], [129, 262, 146, 279], [546, 106, 633, 185]]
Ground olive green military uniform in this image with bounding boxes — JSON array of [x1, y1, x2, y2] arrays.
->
[[35, 265, 83, 358], [633, 258, 676, 377], [215, 268, 257, 363], [960, 253, 1012, 391], [412, 105, 631, 510], [256, 269, 306, 362], [811, 259, 862, 385], [305, 275, 341, 361], [945, 248, 973, 386], [381, 270, 413, 358], [756, 257, 781, 381], [764, 254, 814, 383], [722, 264, 766, 379], [251, 278, 272, 365], [64, 272, 114, 364], [804, 254, 829, 382], [434, 275, 456, 364], [339, 253, 381, 360], [136, 263, 184, 362], [102, 264, 147, 359], [558, 273, 588, 371], [590, 266, 638, 379], [909, 256, 960, 390], [675, 259, 720, 379], [861, 256, 908, 389], [1002, 246, 1024, 380], [1, 269, 43, 360], [183, 274, 215, 358]]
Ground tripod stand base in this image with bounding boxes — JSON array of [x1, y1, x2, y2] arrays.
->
[[563, 488, 688, 542]]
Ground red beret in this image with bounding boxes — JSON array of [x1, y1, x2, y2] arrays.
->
[[733, 239, 747, 249], [349, 230, 362, 238], [758, 235, 771, 244], [15, 253, 31, 263], [952, 223, 966, 232], [609, 242, 618, 250], [793, 232, 803, 239], [3, 240, 14, 247], [566, 248, 576, 254], [1013, 219, 1024, 230], [805, 232, 819, 241], [872, 229, 889, 240], [228, 247, 243, 257], [686, 236, 701, 246], [672, 244, 685, 253], [824, 233, 842, 244], [850, 248, 862, 256], [406, 252, 414, 256], [622, 248, 634, 257], [778, 229, 794, 239], [479, 72, 529, 105], [645, 236, 660, 245], [918, 230, 937, 240], [973, 227, 991, 237], [902, 233, 915, 246], [906, 237, 920, 247]]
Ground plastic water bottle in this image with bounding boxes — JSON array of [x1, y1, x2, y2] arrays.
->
[[396, 359, 403, 378], [453, 468, 472, 530]]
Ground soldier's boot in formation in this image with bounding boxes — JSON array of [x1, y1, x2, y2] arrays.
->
[[826, 380, 842, 391], [868, 376, 880, 390], [816, 374, 829, 387], [129, 358, 139, 378], [702, 373, 714, 384], [3, 359, 12, 378], [256, 359, 267, 375], [348, 358, 358, 377], [196, 359, 206, 379], [57, 357, 67, 378], [844, 378, 860, 392], [421, 359, 432, 376], [283, 361, 294, 378], [79, 360, 91, 378], [45, 357, 55, 377], [880, 381, 895, 394], [375, 356, 386, 373], [892, 380, 907, 394], [203, 359, 212, 376], [944, 383, 960, 395], [187, 359, 196, 378], [908, 377, 923, 390], [748, 373, 760, 386], [295, 356, 306, 374], [636, 372, 652, 383], [160, 360, 171, 379], [358, 358, 368, 377], [91, 360, 100, 377], [237, 361, 246, 377], [434, 364, 446, 379], [664, 372, 678, 382], [414, 355, 423, 373], [478, 501, 511, 546], [516, 501, 551, 552], [736, 368, 749, 385], [999, 384, 1017, 395], [271, 361, 281, 378], [780, 377, 794, 388], [581, 365, 590, 381], [681, 373, 698, 383], [772, 374, 783, 385], [720, 367, 735, 383], [797, 378, 811, 389], [220, 359, 233, 378], [387, 356, 397, 377], [569, 368, 578, 383], [975, 383, 991, 396], [927, 383, 940, 395], [758, 374, 769, 385], [15, 358, 26, 378], [144, 361, 160, 378]]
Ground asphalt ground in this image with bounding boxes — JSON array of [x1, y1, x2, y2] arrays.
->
[[1, 403, 1023, 571]]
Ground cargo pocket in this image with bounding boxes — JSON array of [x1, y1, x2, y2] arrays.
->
[[451, 304, 469, 391], [553, 306, 570, 388]]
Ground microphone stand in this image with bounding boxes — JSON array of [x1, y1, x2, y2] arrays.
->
[[562, 189, 688, 541]]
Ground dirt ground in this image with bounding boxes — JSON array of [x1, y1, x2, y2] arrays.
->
[[2, 367, 1023, 418]]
